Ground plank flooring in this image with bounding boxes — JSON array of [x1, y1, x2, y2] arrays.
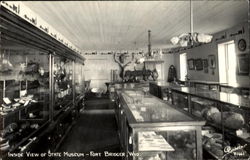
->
[[54, 97, 121, 160]]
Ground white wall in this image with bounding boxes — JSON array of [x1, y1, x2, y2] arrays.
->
[[83, 55, 119, 91], [173, 22, 249, 85], [83, 53, 174, 90]]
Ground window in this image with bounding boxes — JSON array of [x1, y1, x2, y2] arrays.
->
[[218, 41, 237, 85], [180, 53, 187, 81]]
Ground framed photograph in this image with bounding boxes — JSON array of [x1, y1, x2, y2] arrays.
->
[[203, 59, 208, 68], [237, 54, 249, 75], [187, 59, 195, 70], [203, 59, 208, 73], [208, 55, 216, 69], [195, 59, 203, 70]]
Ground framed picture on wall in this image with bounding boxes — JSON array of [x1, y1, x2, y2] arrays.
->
[[195, 59, 203, 70], [203, 59, 208, 73], [237, 53, 249, 75], [208, 55, 216, 69], [187, 59, 195, 70]]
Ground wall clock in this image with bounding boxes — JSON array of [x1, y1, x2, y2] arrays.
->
[[238, 39, 246, 52]]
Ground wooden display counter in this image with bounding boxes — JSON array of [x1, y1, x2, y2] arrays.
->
[[170, 86, 250, 159], [114, 89, 205, 160]]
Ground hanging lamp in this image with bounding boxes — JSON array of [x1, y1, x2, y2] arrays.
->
[[170, 0, 213, 47]]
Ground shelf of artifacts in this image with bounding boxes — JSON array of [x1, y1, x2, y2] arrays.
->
[[193, 99, 250, 159], [170, 87, 250, 159]]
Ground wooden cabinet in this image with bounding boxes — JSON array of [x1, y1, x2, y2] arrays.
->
[[0, 6, 85, 159]]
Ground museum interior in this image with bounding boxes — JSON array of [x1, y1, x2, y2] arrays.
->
[[0, 1, 250, 160]]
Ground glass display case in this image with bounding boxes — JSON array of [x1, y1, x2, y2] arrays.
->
[[74, 61, 85, 100], [149, 81, 183, 103], [115, 89, 205, 160], [74, 61, 85, 113], [0, 46, 50, 154], [135, 130, 197, 160], [187, 80, 222, 91], [0, 5, 86, 158], [219, 83, 250, 96], [172, 91, 189, 112], [53, 56, 73, 117], [171, 87, 250, 159]]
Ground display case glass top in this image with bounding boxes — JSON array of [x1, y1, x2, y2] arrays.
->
[[188, 80, 225, 85], [120, 90, 204, 125], [150, 81, 183, 87], [151, 81, 171, 87], [172, 87, 250, 108], [220, 83, 250, 88]]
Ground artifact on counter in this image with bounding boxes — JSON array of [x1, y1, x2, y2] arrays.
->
[[201, 106, 220, 121], [14, 98, 20, 102], [38, 68, 49, 87], [25, 61, 39, 75], [223, 112, 245, 129], [38, 67, 45, 76], [1, 123, 18, 137], [28, 113, 36, 118], [211, 111, 245, 130], [236, 128, 250, 139], [0, 52, 13, 73], [193, 110, 202, 117], [203, 132, 227, 158], [1, 104, 10, 109], [30, 124, 39, 129], [210, 112, 221, 124], [18, 137, 37, 152], [19, 62, 27, 74], [152, 68, 159, 81], [202, 126, 215, 136], [210, 147, 224, 157], [54, 61, 67, 81], [138, 132, 174, 151], [23, 100, 30, 107], [12, 103, 21, 108], [3, 97, 12, 105]]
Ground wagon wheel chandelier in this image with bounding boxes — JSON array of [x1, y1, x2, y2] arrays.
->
[[170, 0, 213, 47]]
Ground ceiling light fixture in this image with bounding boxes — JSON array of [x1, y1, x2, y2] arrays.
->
[[170, 0, 213, 47]]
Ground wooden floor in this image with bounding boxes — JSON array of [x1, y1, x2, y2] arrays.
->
[[54, 96, 121, 160]]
